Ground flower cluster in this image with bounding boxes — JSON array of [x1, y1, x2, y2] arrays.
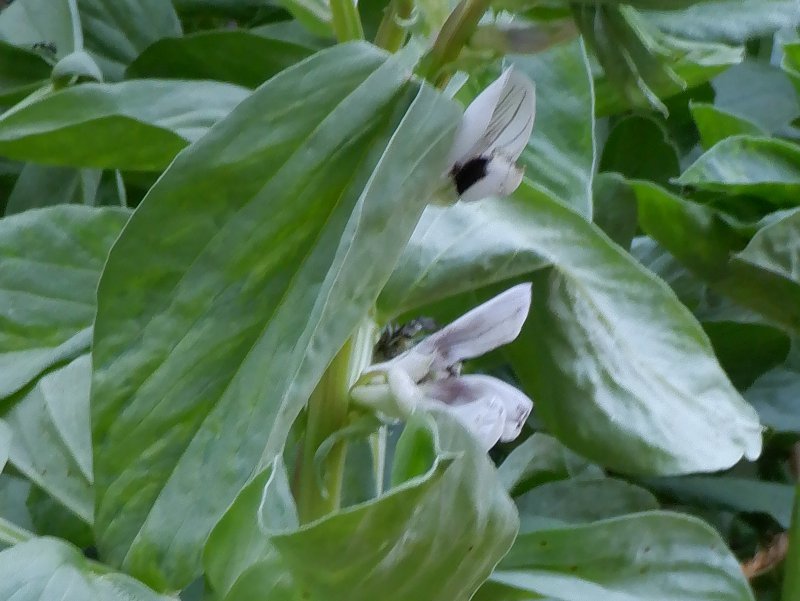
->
[[351, 284, 534, 449]]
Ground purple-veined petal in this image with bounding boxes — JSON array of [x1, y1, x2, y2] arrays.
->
[[420, 374, 533, 443], [424, 394, 507, 450], [415, 282, 532, 371]]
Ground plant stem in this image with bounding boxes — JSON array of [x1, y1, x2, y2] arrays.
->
[[296, 341, 352, 523], [295, 320, 376, 523], [374, 0, 413, 52], [418, 0, 492, 83], [330, 0, 364, 42]]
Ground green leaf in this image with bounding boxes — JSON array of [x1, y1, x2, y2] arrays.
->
[[704, 320, 790, 389], [204, 460, 298, 600], [498, 432, 602, 496], [0, 537, 171, 601], [784, 42, 800, 96], [645, 0, 800, 44], [0, 80, 249, 170], [676, 136, 800, 206], [77, 0, 182, 80], [91, 43, 460, 590], [377, 197, 550, 317], [512, 38, 596, 217], [126, 30, 317, 88], [5, 163, 102, 215], [26, 485, 94, 548], [277, 414, 516, 601], [746, 348, 800, 433], [0, 205, 128, 400], [0, 0, 78, 58], [0, 420, 9, 473], [480, 512, 754, 601], [646, 475, 794, 528], [3, 355, 93, 522], [736, 207, 800, 283], [516, 478, 659, 531], [690, 102, 766, 150], [0, 41, 52, 103], [578, 4, 742, 115], [501, 182, 762, 475], [207, 413, 518, 601], [630, 236, 705, 311], [713, 60, 799, 133], [592, 30, 742, 116], [633, 181, 800, 333], [592, 172, 638, 249], [273, 0, 332, 37], [599, 115, 679, 186]]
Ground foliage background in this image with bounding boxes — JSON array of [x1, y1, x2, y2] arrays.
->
[[0, 0, 799, 599]]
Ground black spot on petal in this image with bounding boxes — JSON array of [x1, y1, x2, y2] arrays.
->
[[451, 156, 490, 194]]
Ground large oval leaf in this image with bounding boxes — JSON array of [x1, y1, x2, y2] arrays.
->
[[499, 182, 762, 475], [0, 80, 249, 170], [91, 42, 460, 589], [476, 512, 753, 601], [0, 206, 129, 400]]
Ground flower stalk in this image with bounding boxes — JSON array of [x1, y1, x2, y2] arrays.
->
[[295, 320, 376, 523], [330, 0, 365, 42], [418, 0, 493, 84], [374, 0, 414, 52]]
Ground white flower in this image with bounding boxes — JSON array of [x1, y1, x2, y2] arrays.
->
[[447, 67, 536, 203], [351, 283, 534, 449]]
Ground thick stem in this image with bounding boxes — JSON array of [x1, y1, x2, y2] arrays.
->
[[374, 0, 413, 52], [330, 0, 364, 42], [295, 320, 376, 523], [418, 0, 492, 83]]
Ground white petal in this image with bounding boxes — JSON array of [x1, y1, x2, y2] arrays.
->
[[350, 367, 423, 419], [458, 375, 533, 441], [457, 152, 524, 203], [446, 68, 512, 167], [416, 282, 532, 371], [360, 347, 434, 385], [434, 397, 506, 450], [482, 68, 535, 161], [419, 374, 533, 442]]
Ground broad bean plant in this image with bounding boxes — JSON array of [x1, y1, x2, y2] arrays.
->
[[0, 0, 799, 599]]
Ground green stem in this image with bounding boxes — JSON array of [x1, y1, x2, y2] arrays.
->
[[330, 0, 364, 42], [297, 341, 352, 523], [417, 0, 493, 84], [374, 0, 413, 52]]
